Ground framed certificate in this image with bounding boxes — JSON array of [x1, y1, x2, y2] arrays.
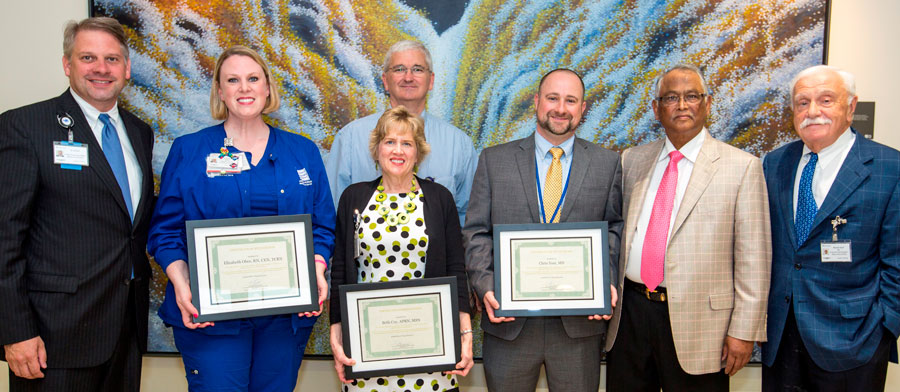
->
[[339, 277, 461, 379], [186, 214, 318, 322], [493, 221, 612, 317]]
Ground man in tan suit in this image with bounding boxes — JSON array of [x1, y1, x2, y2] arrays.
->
[[604, 64, 771, 391]]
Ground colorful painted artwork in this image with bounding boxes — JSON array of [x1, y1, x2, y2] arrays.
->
[[91, 0, 829, 357]]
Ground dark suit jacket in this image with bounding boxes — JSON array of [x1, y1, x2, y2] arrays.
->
[[463, 134, 623, 340], [0, 90, 154, 368], [762, 131, 900, 372], [330, 177, 472, 324]]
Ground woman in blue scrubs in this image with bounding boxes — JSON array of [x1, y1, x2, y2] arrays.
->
[[148, 45, 335, 391]]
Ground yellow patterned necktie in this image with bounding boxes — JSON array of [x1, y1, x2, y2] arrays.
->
[[542, 147, 564, 223]]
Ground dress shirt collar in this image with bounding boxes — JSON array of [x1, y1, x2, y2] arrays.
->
[[69, 89, 122, 129], [801, 127, 855, 162], [534, 132, 575, 160], [658, 127, 706, 164]]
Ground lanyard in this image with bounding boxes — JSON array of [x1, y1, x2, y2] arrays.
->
[[535, 157, 572, 224]]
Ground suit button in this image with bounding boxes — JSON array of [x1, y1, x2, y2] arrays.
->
[[784, 296, 790, 303], [794, 263, 802, 270], [124, 279, 131, 286]]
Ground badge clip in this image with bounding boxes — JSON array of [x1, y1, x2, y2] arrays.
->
[[57, 112, 75, 142], [830, 216, 847, 241], [353, 209, 362, 258]]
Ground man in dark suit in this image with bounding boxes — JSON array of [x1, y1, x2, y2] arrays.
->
[[0, 17, 154, 391], [463, 68, 623, 391], [762, 65, 899, 391]]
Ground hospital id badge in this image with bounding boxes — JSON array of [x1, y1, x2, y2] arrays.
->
[[821, 240, 852, 263], [53, 141, 89, 170], [206, 153, 243, 177]]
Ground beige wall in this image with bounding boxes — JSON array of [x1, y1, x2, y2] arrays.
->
[[1, 0, 898, 390]]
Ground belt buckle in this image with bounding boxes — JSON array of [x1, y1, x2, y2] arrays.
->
[[645, 288, 666, 302]]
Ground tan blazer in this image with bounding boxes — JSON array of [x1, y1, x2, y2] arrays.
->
[[604, 130, 771, 375]]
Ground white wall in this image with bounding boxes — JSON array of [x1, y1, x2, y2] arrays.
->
[[1, 0, 898, 390]]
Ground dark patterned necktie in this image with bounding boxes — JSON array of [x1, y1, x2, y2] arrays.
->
[[795, 152, 818, 244]]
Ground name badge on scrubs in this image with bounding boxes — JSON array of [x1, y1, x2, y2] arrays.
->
[[206, 151, 246, 177], [821, 216, 851, 263], [53, 141, 89, 170]]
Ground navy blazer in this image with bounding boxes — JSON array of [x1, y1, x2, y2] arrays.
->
[[762, 131, 900, 371]]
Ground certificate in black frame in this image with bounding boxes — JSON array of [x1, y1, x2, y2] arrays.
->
[[186, 214, 318, 322], [339, 276, 461, 379], [492, 221, 612, 317]]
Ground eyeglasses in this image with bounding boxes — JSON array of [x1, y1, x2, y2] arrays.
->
[[657, 93, 707, 106], [389, 65, 430, 76]]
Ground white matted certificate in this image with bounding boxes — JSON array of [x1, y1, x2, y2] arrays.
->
[[186, 215, 318, 322], [339, 277, 461, 379], [493, 221, 612, 317]]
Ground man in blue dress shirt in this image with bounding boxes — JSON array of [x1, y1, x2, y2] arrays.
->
[[325, 40, 476, 224]]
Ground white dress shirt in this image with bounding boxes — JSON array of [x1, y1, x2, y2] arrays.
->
[[70, 90, 142, 218], [792, 128, 855, 221], [625, 129, 706, 287]]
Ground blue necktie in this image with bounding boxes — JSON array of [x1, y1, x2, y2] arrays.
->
[[796, 152, 818, 244], [99, 113, 134, 221]]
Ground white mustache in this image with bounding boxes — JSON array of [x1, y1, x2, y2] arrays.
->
[[800, 117, 831, 129]]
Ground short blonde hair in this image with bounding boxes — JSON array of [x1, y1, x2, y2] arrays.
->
[[369, 106, 430, 169], [63, 17, 129, 60], [209, 45, 281, 120]]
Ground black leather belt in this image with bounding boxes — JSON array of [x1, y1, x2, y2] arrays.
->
[[625, 279, 667, 302]]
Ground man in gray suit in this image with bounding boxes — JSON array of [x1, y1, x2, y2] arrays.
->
[[463, 69, 623, 391]]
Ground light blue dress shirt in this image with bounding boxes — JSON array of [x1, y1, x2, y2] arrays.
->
[[534, 132, 575, 220], [325, 111, 477, 224]]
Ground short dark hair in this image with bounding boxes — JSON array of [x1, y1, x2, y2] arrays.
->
[[538, 68, 585, 98], [63, 17, 129, 60]]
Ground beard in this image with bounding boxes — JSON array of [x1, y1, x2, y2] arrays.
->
[[537, 112, 578, 136]]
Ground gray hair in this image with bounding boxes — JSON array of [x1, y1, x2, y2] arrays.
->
[[654, 64, 709, 98], [382, 40, 433, 73], [789, 65, 857, 108]]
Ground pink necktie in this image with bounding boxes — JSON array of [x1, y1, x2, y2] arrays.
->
[[641, 150, 684, 291]]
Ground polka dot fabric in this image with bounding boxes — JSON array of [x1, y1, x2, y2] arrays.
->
[[345, 187, 458, 392]]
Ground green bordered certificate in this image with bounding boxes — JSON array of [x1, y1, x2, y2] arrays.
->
[[494, 221, 611, 317], [186, 215, 318, 322], [340, 277, 461, 379]]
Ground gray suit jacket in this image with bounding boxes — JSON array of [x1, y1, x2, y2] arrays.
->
[[463, 134, 623, 340]]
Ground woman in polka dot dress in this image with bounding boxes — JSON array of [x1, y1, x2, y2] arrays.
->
[[329, 106, 474, 391]]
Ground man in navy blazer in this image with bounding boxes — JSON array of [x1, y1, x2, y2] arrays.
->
[[762, 65, 899, 391], [0, 17, 153, 391]]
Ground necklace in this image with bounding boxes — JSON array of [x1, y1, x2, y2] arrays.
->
[[376, 179, 419, 228]]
